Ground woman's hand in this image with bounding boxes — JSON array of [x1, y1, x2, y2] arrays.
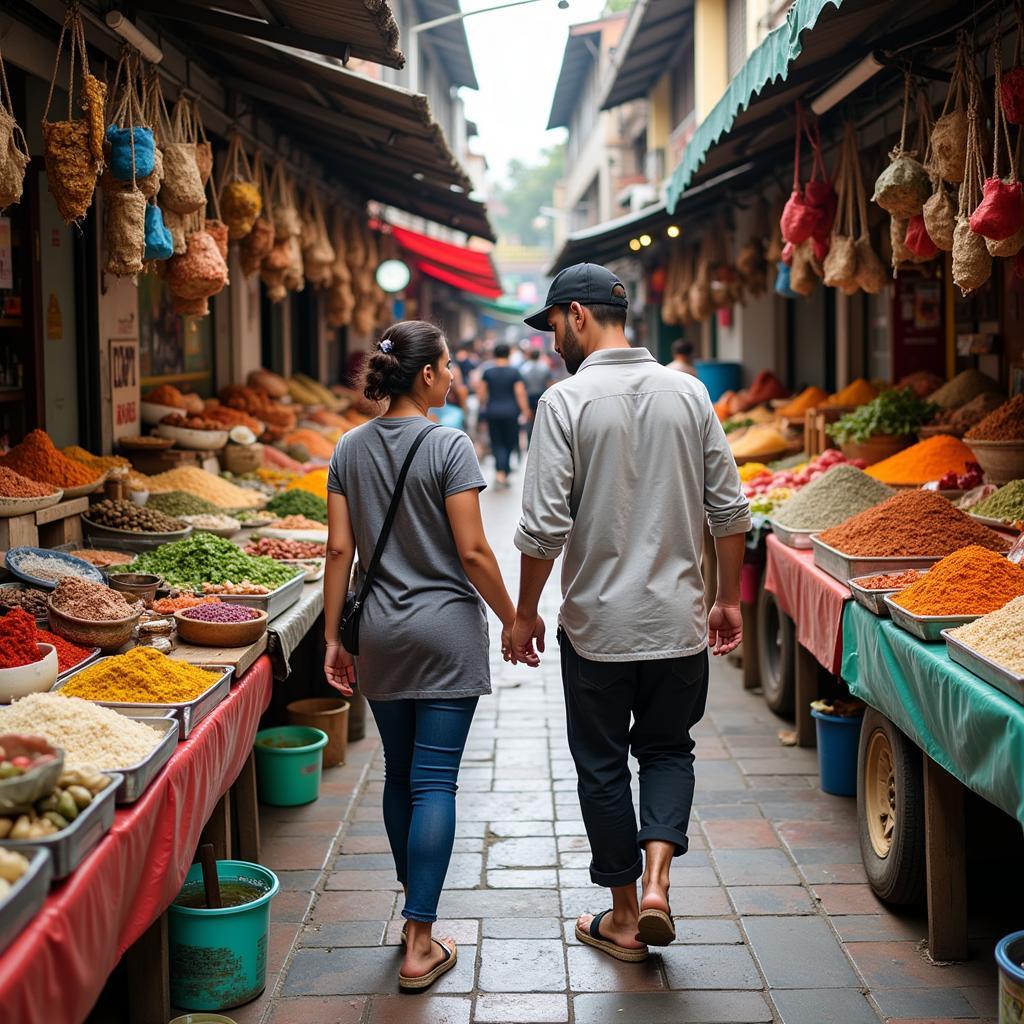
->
[[324, 641, 355, 696]]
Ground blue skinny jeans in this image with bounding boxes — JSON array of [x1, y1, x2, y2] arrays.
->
[[368, 696, 478, 923]]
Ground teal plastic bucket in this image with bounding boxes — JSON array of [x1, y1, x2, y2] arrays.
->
[[253, 726, 328, 806], [168, 860, 279, 1011], [996, 930, 1024, 1023], [694, 360, 742, 402], [811, 710, 863, 797]]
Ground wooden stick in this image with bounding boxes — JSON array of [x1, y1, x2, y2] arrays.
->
[[198, 842, 222, 909]]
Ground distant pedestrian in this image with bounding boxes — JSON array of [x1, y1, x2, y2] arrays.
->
[[323, 321, 519, 993], [478, 343, 530, 488], [509, 263, 750, 962], [668, 339, 698, 375], [518, 349, 553, 443]]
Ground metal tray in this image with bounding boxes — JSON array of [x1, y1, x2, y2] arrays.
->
[[847, 571, 926, 616], [0, 846, 52, 955], [884, 594, 980, 643], [970, 512, 1022, 532], [55, 647, 101, 682], [943, 630, 1024, 705], [208, 568, 305, 620], [810, 536, 942, 585], [769, 520, 816, 549], [54, 661, 233, 740], [1, 774, 122, 879], [0, 582, 49, 629], [110, 717, 179, 803]]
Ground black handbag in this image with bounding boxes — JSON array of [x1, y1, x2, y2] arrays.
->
[[340, 423, 439, 655]]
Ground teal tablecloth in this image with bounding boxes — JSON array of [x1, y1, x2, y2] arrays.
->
[[841, 601, 1024, 828]]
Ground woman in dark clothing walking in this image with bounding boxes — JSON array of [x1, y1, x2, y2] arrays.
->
[[478, 344, 530, 488], [323, 321, 521, 992]]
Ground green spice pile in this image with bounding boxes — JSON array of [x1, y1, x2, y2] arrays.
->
[[965, 394, 1024, 441], [928, 370, 1001, 410], [969, 480, 1024, 523], [129, 532, 301, 589], [773, 465, 894, 531], [266, 489, 328, 524], [827, 388, 937, 445], [147, 490, 224, 517], [949, 595, 1024, 674]]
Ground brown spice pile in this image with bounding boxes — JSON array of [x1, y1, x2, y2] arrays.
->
[[51, 577, 134, 621], [818, 490, 1010, 557], [966, 394, 1024, 441], [0, 467, 58, 498]]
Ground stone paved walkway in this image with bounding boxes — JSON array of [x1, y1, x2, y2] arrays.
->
[[225, 465, 1002, 1024]]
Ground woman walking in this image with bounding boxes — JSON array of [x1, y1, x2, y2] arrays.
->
[[478, 343, 530, 488], [323, 321, 520, 992]]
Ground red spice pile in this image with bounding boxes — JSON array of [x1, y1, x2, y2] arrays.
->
[[0, 609, 45, 668], [858, 570, 923, 590], [818, 490, 1010, 557], [36, 627, 92, 672], [966, 394, 1024, 441]]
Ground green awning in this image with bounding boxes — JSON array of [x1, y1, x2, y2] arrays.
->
[[469, 294, 532, 323], [667, 0, 842, 212]]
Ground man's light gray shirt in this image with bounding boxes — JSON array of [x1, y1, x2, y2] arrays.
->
[[515, 347, 751, 662]]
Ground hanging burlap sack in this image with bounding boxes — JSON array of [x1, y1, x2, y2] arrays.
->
[[923, 186, 957, 251], [0, 47, 30, 211], [824, 125, 860, 289], [840, 121, 889, 294], [203, 165, 229, 269], [221, 134, 262, 240], [240, 151, 275, 276], [890, 217, 914, 266], [873, 76, 931, 218], [171, 294, 209, 317], [191, 101, 213, 187], [163, 209, 188, 255], [688, 238, 713, 321], [104, 189, 146, 276], [932, 36, 971, 184], [345, 211, 369, 273], [41, 8, 102, 224], [166, 228, 228, 301], [159, 98, 205, 215], [790, 239, 820, 296], [302, 188, 336, 287], [953, 86, 993, 294]]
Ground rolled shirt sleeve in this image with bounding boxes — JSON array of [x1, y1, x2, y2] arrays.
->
[[702, 397, 752, 537], [515, 398, 574, 560]]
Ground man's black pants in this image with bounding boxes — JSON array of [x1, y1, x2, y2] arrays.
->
[[559, 630, 710, 887]]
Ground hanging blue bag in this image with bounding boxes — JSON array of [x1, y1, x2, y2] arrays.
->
[[144, 203, 174, 261], [774, 260, 800, 299], [106, 125, 156, 181]]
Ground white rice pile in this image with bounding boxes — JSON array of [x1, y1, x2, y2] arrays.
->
[[950, 595, 1024, 675]]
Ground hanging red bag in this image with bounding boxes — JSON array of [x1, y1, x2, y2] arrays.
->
[[1003, 9, 1024, 124], [805, 113, 837, 237], [781, 104, 820, 245], [905, 215, 939, 259]]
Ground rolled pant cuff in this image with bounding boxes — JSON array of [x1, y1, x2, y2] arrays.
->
[[401, 908, 438, 923], [590, 853, 644, 888], [638, 825, 689, 856]]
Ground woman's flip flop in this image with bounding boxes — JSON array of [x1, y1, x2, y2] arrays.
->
[[398, 938, 458, 992], [575, 910, 649, 962], [636, 908, 676, 946]]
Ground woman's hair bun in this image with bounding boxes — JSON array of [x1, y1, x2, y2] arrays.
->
[[362, 320, 446, 403]]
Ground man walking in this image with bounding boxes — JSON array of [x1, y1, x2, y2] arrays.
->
[[509, 263, 750, 960], [518, 348, 553, 443]]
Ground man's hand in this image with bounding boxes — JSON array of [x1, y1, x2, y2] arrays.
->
[[509, 614, 546, 667], [324, 641, 355, 695], [708, 602, 742, 656]]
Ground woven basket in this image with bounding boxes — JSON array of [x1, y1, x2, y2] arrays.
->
[[47, 598, 140, 651]]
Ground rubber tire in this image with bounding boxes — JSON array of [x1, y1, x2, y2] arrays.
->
[[757, 587, 795, 715], [856, 708, 926, 906]]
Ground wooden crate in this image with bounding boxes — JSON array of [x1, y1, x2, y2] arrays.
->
[[0, 512, 39, 551], [36, 496, 88, 549]]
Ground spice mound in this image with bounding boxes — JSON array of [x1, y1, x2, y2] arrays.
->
[[51, 577, 134, 621], [152, 594, 223, 614], [891, 546, 1024, 617], [62, 446, 131, 475], [825, 379, 878, 408], [778, 386, 829, 418], [86, 498, 186, 533], [817, 490, 1010, 557], [865, 435, 978, 486], [928, 370, 1002, 410], [935, 392, 1006, 433], [201, 580, 270, 595], [0, 430, 100, 488], [60, 646, 221, 703], [244, 537, 326, 560], [266, 489, 328, 524], [147, 490, 224, 517], [181, 603, 261, 623], [0, 467, 59, 499], [949, 595, 1024, 675], [965, 394, 1024, 441], [182, 513, 240, 531], [969, 480, 1024, 524], [0, 587, 48, 619], [730, 425, 791, 459], [268, 514, 327, 531], [144, 466, 265, 509], [0, 692, 161, 768], [68, 549, 135, 569], [0, 609, 45, 667], [857, 570, 923, 591], [13, 552, 97, 584], [773, 465, 893, 531]]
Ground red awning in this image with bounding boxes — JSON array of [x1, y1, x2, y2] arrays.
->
[[389, 224, 502, 299]]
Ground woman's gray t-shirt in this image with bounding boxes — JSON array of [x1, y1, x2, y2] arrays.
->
[[327, 417, 491, 701]]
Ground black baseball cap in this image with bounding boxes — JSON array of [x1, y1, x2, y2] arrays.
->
[[523, 262, 629, 331]]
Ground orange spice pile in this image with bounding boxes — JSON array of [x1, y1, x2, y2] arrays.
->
[[892, 545, 1024, 616], [0, 430, 100, 488], [865, 435, 976, 485]]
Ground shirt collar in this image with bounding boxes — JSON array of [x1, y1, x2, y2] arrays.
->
[[577, 347, 657, 373]]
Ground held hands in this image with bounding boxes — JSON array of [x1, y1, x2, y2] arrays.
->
[[324, 641, 356, 696], [504, 614, 545, 667], [708, 602, 743, 656]]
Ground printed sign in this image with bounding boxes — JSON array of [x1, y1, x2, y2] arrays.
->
[[109, 338, 140, 441]]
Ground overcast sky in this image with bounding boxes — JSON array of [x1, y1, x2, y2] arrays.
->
[[460, 0, 608, 185]]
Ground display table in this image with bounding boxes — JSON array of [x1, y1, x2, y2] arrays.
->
[[0, 655, 273, 1024], [267, 581, 324, 680], [764, 534, 851, 744]]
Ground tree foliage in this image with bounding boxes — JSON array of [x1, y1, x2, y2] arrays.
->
[[491, 143, 565, 246]]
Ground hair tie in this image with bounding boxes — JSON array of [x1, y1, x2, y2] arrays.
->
[[379, 339, 394, 354]]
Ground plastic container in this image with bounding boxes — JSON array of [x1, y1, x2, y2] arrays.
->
[[286, 698, 350, 767], [253, 726, 328, 806], [168, 1015, 238, 1024], [694, 360, 742, 402], [811, 709, 863, 797], [168, 860, 279, 1011], [997, 930, 1024, 1024]]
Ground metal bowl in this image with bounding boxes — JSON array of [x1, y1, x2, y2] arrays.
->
[[105, 572, 162, 604]]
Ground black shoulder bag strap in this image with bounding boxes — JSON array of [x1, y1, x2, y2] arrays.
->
[[341, 423, 439, 655]]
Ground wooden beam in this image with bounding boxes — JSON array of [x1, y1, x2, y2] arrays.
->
[[232, 752, 261, 864], [924, 756, 968, 961], [125, 913, 170, 1024], [741, 600, 760, 691], [794, 643, 818, 748], [199, 790, 232, 862]]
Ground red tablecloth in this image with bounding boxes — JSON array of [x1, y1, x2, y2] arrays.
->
[[0, 655, 273, 1024], [763, 534, 851, 674]]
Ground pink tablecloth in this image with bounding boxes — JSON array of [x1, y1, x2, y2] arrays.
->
[[0, 655, 273, 1024], [764, 534, 851, 674]]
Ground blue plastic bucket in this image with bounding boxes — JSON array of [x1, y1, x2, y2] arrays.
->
[[168, 860, 279, 1011], [996, 930, 1024, 1023], [694, 360, 742, 402], [811, 709, 863, 797]]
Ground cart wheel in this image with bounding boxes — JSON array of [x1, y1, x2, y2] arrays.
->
[[857, 708, 925, 905], [757, 587, 794, 715]]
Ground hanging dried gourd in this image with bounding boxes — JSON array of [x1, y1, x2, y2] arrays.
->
[[160, 96, 205, 215], [220, 134, 262, 240], [823, 125, 859, 290], [932, 35, 971, 183], [0, 39, 30, 211], [1002, 2, 1024, 124], [41, 4, 104, 224], [953, 72, 993, 294], [873, 74, 932, 218], [240, 150, 275, 276]]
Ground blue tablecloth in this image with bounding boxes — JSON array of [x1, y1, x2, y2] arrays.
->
[[842, 601, 1024, 828]]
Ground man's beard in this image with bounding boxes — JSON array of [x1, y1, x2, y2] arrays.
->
[[561, 317, 585, 374]]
